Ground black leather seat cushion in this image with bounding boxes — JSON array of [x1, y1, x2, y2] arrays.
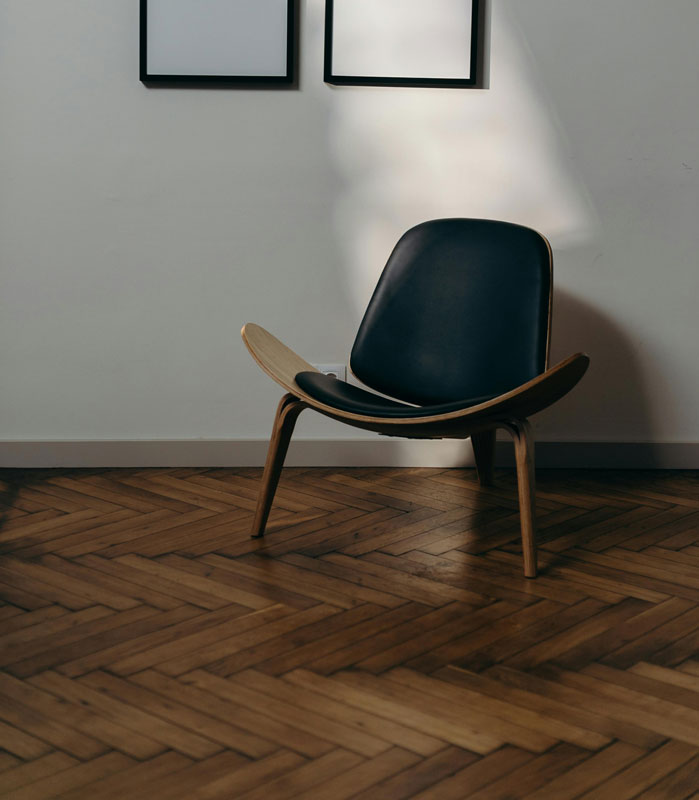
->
[[295, 371, 497, 418]]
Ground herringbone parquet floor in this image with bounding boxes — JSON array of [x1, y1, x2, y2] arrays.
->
[[1, 466, 698, 799]]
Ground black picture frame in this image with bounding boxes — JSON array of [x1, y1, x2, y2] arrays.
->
[[324, 0, 480, 88], [140, 0, 296, 86]]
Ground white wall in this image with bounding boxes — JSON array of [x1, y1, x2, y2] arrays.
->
[[1, 1, 698, 458]]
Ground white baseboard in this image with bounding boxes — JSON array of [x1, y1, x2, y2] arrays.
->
[[0, 439, 697, 469]]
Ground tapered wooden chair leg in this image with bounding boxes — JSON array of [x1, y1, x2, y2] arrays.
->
[[506, 418, 538, 578], [251, 393, 306, 538], [471, 428, 496, 486]]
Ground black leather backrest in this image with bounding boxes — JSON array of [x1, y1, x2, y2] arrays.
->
[[350, 219, 551, 405]]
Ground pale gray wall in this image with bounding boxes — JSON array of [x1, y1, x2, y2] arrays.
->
[[1, 0, 697, 450]]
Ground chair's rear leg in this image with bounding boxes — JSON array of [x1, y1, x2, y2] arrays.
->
[[251, 393, 305, 538], [505, 418, 537, 578], [471, 428, 496, 486]]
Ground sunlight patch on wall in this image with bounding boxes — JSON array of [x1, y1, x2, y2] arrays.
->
[[309, 0, 597, 314]]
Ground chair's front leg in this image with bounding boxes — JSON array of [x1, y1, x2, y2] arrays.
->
[[471, 428, 496, 486], [251, 393, 306, 538], [503, 418, 537, 578]]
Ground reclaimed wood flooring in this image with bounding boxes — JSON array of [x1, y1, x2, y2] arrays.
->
[[1, 465, 698, 798]]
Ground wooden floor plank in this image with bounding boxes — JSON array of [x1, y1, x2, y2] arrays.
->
[[410, 746, 536, 800], [204, 553, 371, 609], [0, 719, 54, 760], [236, 749, 364, 800], [28, 670, 220, 759], [0, 753, 78, 796], [350, 746, 477, 800], [577, 740, 699, 800], [156, 751, 304, 800], [0, 671, 165, 759], [39, 554, 185, 610], [1, 752, 133, 800], [460, 743, 590, 800], [2, 511, 136, 558], [55, 604, 219, 677], [0, 605, 112, 659], [1, 466, 698, 797], [387, 667, 609, 751], [94, 751, 250, 800], [293, 747, 420, 800], [80, 670, 277, 759], [53, 752, 194, 800], [129, 670, 299, 757], [535, 664, 699, 748], [632, 753, 699, 800], [283, 670, 447, 756], [523, 741, 644, 800], [158, 553, 319, 609], [0, 752, 21, 774], [298, 602, 450, 676], [330, 670, 504, 754], [0, 605, 66, 635], [6, 606, 163, 678], [176, 670, 340, 757], [0, 689, 108, 760], [483, 664, 667, 749], [203, 670, 394, 757], [216, 603, 389, 676], [159, 604, 339, 677]]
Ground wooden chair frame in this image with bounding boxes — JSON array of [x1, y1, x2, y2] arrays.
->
[[242, 322, 589, 578]]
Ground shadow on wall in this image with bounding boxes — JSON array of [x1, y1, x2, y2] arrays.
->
[[544, 287, 654, 445], [377, 285, 655, 469]]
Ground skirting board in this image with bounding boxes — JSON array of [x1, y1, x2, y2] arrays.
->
[[0, 440, 697, 469]]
